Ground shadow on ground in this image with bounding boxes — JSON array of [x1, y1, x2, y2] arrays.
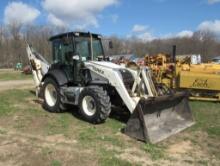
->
[[29, 90, 130, 124]]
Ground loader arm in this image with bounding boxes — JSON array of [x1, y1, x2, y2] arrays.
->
[[85, 61, 138, 112], [85, 61, 195, 143]]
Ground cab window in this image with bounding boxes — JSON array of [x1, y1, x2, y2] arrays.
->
[[75, 37, 90, 61], [74, 37, 104, 61], [52, 37, 73, 64], [92, 39, 104, 60]]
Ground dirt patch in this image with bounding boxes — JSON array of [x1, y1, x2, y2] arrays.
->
[[0, 127, 96, 166], [119, 147, 152, 166], [0, 69, 14, 72], [162, 131, 220, 166], [167, 140, 192, 155], [45, 134, 77, 144], [28, 98, 43, 105], [0, 127, 77, 145], [0, 80, 34, 91]]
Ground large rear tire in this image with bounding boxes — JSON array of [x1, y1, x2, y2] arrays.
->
[[79, 86, 111, 124], [42, 77, 67, 113]]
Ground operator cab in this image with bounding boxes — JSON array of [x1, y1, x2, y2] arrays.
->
[[49, 32, 105, 64], [48, 32, 107, 84]]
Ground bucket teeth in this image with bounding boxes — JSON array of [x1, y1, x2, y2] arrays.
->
[[123, 92, 195, 143]]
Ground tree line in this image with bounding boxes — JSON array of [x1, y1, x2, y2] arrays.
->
[[107, 30, 220, 61], [0, 24, 219, 68]]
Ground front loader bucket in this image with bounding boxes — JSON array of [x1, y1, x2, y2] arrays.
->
[[123, 92, 195, 143]]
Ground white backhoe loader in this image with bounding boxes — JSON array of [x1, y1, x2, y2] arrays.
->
[[26, 32, 194, 143]]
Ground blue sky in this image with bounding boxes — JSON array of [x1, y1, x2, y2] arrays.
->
[[1, 0, 220, 39], [98, 0, 220, 35]]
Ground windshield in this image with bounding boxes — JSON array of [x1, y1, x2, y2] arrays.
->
[[75, 37, 104, 61], [92, 39, 104, 59]]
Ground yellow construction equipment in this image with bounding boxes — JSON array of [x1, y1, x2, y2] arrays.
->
[[145, 46, 220, 101]]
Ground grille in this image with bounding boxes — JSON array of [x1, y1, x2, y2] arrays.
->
[[119, 69, 134, 90]]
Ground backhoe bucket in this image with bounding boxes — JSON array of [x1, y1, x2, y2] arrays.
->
[[123, 92, 195, 143]]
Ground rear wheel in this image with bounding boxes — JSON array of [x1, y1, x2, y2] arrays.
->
[[42, 77, 67, 113], [79, 86, 111, 124]]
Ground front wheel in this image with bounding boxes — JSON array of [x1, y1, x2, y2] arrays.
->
[[79, 86, 111, 124]]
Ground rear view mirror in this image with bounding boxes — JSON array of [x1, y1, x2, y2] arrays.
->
[[109, 41, 113, 49]]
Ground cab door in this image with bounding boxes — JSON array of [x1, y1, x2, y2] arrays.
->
[[52, 37, 74, 82]]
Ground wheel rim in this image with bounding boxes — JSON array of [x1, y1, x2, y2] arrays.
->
[[82, 96, 96, 116], [45, 83, 58, 107]]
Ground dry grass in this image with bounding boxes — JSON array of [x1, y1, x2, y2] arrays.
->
[[0, 89, 219, 166], [0, 70, 32, 81]]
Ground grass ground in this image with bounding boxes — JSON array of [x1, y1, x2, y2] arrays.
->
[[0, 88, 219, 166], [0, 69, 32, 81]]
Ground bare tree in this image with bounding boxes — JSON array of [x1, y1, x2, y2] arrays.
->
[[0, 24, 220, 68]]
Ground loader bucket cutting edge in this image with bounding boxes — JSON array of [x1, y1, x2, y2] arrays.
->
[[123, 92, 195, 143]]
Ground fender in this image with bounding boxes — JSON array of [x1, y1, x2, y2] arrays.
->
[[42, 69, 68, 86]]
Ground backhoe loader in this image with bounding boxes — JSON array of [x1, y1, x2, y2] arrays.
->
[[26, 32, 194, 143], [145, 46, 220, 101]]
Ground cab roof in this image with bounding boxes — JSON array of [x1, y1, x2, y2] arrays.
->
[[49, 32, 102, 41]]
